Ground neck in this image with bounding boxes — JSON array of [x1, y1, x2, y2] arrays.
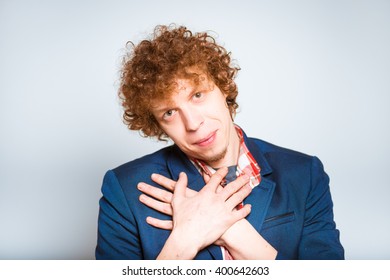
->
[[207, 124, 240, 169]]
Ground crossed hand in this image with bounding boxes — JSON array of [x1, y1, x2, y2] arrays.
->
[[137, 167, 252, 254]]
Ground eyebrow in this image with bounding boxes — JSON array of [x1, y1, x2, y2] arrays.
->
[[150, 100, 176, 116], [152, 106, 171, 115]]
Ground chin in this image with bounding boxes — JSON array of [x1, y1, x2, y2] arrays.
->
[[201, 148, 228, 165]]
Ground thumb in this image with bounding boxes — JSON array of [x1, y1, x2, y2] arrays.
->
[[173, 172, 188, 198], [202, 172, 211, 184]]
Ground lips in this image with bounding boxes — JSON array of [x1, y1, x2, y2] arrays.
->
[[194, 131, 217, 147]]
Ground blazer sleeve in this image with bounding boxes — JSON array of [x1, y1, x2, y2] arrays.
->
[[298, 156, 344, 259], [95, 170, 142, 259]]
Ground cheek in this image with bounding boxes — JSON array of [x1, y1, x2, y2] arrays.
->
[[208, 103, 232, 122], [160, 124, 185, 143], [210, 95, 230, 115]]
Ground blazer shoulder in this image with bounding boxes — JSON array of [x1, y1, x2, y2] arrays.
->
[[249, 137, 314, 161], [247, 137, 321, 175], [112, 145, 176, 182]]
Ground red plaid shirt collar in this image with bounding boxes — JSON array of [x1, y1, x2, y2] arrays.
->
[[190, 125, 261, 189]]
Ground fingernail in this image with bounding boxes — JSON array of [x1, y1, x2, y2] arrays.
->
[[137, 183, 144, 190]]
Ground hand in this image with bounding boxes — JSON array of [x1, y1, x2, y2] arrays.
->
[[137, 169, 250, 230], [138, 170, 277, 259], [138, 173, 194, 230], [138, 168, 252, 258]]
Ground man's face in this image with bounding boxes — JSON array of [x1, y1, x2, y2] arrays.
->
[[151, 74, 239, 168]]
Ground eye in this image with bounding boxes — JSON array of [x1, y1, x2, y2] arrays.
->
[[193, 92, 203, 100], [163, 109, 176, 120]]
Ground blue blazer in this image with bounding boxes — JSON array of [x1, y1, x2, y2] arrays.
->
[[96, 132, 344, 259]]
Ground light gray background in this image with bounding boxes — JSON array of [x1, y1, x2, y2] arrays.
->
[[1, 0, 389, 259]]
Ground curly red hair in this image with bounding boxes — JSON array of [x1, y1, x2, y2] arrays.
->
[[119, 25, 240, 140]]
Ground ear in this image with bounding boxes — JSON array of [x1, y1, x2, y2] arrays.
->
[[225, 98, 236, 120]]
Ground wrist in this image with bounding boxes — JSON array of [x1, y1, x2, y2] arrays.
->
[[218, 219, 245, 247], [158, 228, 200, 260], [219, 219, 278, 260]]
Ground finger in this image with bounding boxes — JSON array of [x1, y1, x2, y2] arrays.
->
[[204, 172, 223, 193], [173, 172, 188, 198], [150, 174, 197, 198], [221, 174, 250, 201], [231, 204, 252, 221], [137, 182, 173, 203], [146, 216, 173, 230], [139, 194, 173, 215], [203, 167, 228, 193], [202, 172, 211, 184], [216, 185, 224, 194], [226, 184, 252, 210], [151, 173, 177, 191]]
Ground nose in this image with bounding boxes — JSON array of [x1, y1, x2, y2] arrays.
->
[[181, 108, 204, 132]]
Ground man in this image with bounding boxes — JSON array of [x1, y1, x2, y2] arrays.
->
[[95, 25, 344, 260]]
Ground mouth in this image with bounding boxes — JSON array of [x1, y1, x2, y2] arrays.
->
[[194, 130, 217, 147]]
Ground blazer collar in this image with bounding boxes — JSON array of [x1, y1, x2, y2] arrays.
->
[[240, 129, 275, 232], [241, 129, 273, 177], [166, 145, 205, 192]]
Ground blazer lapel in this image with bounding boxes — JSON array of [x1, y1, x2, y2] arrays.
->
[[244, 177, 275, 231], [166, 145, 205, 191], [243, 132, 276, 232]]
